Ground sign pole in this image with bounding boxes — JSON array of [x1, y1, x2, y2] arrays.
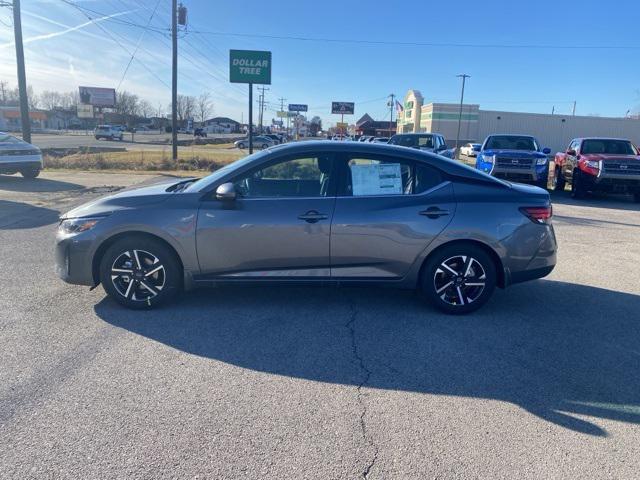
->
[[249, 83, 253, 154]]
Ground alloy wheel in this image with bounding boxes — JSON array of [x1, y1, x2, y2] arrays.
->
[[433, 255, 486, 306], [110, 249, 165, 302]]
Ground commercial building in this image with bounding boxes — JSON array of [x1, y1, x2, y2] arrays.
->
[[355, 114, 395, 137], [0, 106, 47, 131], [397, 89, 640, 153]]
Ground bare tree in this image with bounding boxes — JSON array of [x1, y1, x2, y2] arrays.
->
[[138, 99, 154, 118], [115, 90, 140, 116], [171, 94, 196, 123], [40, 90, 64, 110], [196, 92, 213, 125]]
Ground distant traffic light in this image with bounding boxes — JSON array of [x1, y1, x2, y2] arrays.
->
[[177, 4, 187, 26]]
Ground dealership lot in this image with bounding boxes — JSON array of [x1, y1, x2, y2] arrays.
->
[[1, 171, 639, 478]]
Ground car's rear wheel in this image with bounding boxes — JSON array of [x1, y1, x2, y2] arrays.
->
[[237, 142, 245, 149], [571, 169, 587, 199], [20, 167, 40, 179], [261, 143, 269, 149], [99, 236, 181, 309], [553, 167, 566, 191], [420, 244, 497, 315]]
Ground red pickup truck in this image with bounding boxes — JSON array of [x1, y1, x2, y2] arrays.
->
[[553, 137, 640, 201]]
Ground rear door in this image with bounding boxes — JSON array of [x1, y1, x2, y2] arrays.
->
[[330, 152, 456, 279], [196, 153, 337, 278]]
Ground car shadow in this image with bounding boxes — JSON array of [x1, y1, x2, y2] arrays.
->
[[0, 200, 60, 229], [550, 189, 640, 211], [95, 280, 640, 437], [0, 174, 84, 193]]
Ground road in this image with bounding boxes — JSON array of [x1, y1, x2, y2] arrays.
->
[[1, 171, 639, 479], [29, 132, 241, 151]]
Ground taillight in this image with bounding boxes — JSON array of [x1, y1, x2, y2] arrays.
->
[[519, 205, 553, 224]]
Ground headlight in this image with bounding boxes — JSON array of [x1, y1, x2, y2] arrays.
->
[[536, 157, 548, 165], [58, 217, 104, 235], [482, 154, 495, 163], [585, 160, 600, 170]]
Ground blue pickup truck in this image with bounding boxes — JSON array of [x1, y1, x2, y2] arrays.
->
[[475, 134, 551, 188]]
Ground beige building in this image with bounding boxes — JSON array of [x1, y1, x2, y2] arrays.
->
[[396, 89, 640, 153]]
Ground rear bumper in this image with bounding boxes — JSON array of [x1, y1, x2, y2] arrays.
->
[[0, 157, 43, 172]]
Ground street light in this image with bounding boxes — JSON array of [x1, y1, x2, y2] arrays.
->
[[454, 74, 470, 160]]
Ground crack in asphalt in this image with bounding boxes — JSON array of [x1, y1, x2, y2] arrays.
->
[[346, 300, 379, 479]]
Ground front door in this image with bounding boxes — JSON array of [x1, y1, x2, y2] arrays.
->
[[331, 153, 456, 279], [196, 153, 337, 278]]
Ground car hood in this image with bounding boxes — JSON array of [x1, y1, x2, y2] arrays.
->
[[580, 153, 640, 161], [482, 149, 546, 158], [0, 140, 40, 152], [61, 178, 181, 219]]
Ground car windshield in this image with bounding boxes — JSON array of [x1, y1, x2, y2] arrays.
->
[[389, 135, 434, 148], [581, 139, 637, 155], [0, 134, 23, 144], [185, 149, 271, 192], [484, 135, 537, 151]]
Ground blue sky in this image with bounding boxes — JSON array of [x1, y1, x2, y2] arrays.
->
[[1, 0, 640, 126]]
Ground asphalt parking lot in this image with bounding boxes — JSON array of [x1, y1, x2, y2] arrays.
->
[[1, 171, 639, 479]]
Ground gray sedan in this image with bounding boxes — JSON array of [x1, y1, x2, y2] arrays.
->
[[55, 142, 557, 314]]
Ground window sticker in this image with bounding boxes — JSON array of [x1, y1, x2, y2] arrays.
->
[[350, 163, 403, 196]]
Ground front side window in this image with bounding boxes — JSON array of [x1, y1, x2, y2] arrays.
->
[[233, 155, 334, 198], [341, 156, 442, 196]]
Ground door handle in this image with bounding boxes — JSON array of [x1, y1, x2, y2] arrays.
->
[[298, 210, 328, 223], [420, 207, 450, 219]]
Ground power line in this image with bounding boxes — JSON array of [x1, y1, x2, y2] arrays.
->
[[117, 0, 162, 90], [186, 30, 640, 50]]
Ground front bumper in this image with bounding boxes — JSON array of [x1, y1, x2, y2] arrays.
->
[[492, 166, 547, 183], [55, 230, 97, 286], [586, 172, 640, 193]]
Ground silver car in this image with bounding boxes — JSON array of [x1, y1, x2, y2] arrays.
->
[[0, 132, 43, 178], [55, 142, 557, 314]]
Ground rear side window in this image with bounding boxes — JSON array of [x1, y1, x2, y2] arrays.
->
[[339, 155, 443, 196]]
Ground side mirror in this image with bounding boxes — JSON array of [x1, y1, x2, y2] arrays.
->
[[566, 149, 576, 156], [215, 182, 236, 201], [542, 147, 551, 155], [435, 145, 446, 152]]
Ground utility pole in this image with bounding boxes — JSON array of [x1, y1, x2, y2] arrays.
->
[[278, 96, 286, 136], [572, 101, 576, 116], [388, 93, 396, 136], [171, 0, 178, 161], [10, 0, 31, 143], [257, 86, 269, 133], [454, 74, 470, 160]]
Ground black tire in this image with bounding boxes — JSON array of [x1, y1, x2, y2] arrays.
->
[[261, 143, 269, 149], [553, 167, 566, 191], [571, 169, 587, 199], [420, 244, 497, 315], [99, 236, 182, 309], [20, 168, 40, 179], [238, 142, 245, 149], [536, 175, 549, 190]]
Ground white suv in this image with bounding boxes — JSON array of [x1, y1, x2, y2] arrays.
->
[[94, 125, 123, 141]]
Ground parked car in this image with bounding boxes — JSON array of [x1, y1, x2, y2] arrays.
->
[[388, 133, 454, 158], [94, 125, 123, 141], [460, 143, 481, 157], [194, 128, 207, 138], [263, 134, 281, 144], [234, 136, 274, 149], [359, 136, 373, 142], [554, 137, 640, 201], [55, 141, 557, 315], [373, 137, 390, 143], [0, 132, 43, 178], [475, 134, 551, 188]]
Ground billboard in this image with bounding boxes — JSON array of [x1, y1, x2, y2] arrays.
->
[[288, 104, 308, 112], [76, 104, 94, 119], [78, 86, 116, 107], [331, 102, 354, 115], [229, 50, 272, 84]]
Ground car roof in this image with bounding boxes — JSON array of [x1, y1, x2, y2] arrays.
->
[[485, 133, 535, 138], [575, 137, 632, 142], [392, 133, 439, 136]]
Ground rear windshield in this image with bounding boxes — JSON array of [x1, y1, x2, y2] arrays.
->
[[581, 139, 637, 155], [389, 135, 434, 148], [484, 135, 537, 151], [0, 134, 22, 144]]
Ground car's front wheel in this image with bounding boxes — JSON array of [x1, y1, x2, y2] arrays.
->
[[420, 244, 497, 314], [571, 169, 587, 199], [553, 167, 566, 191], [99, 236, 182, 309], [237, 142, 245, 149]]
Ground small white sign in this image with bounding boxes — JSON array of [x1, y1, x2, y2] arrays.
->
[[350, 163, 402, 196]]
